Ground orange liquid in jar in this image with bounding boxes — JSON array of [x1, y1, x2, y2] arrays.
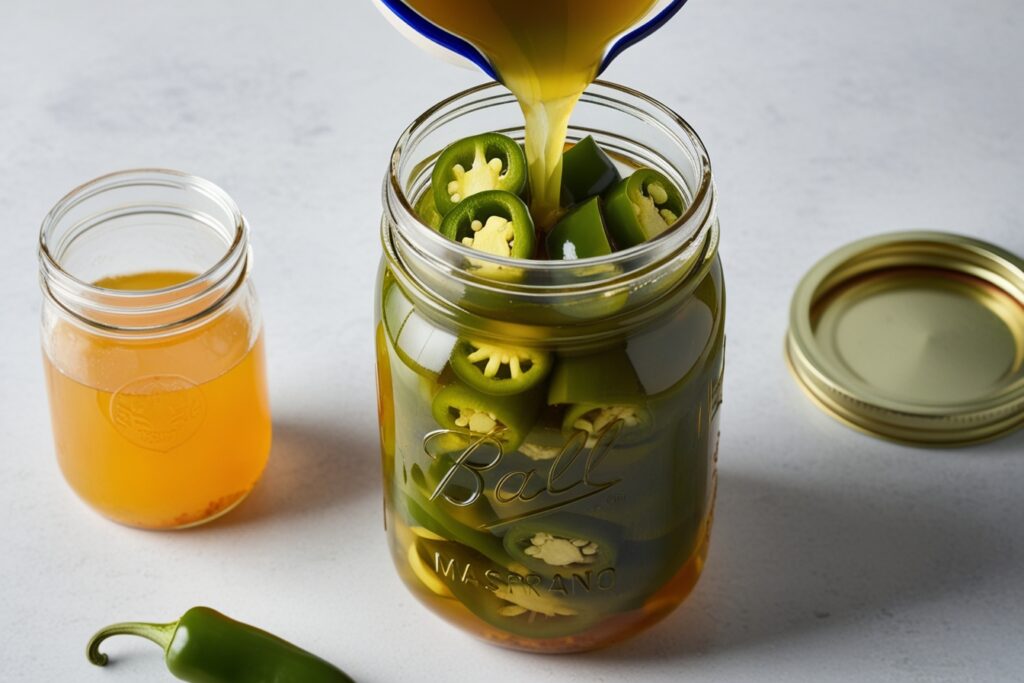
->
[[43, 271, 272, 529]]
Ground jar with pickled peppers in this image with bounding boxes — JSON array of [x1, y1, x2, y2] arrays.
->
[[376, 83, 724, 653]]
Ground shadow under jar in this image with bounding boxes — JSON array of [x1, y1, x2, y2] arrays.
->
[[39, 170, 272, 530], [376, 82, 725, 652]]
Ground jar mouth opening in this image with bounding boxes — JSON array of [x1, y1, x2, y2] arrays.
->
[[39, 168, 246, 298], [386, 80, 714, 286], [38, 169, 250, 333]]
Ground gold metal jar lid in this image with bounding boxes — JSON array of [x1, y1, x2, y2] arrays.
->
[[786, 231, 1024, 446]]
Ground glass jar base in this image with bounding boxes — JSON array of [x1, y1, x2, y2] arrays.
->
[[74, 484, 258, 531], [395, 513, 714, 654], [475, 525, 711, 654]]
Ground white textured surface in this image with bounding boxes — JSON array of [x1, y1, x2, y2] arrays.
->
[[2, 1, 1023, 681]]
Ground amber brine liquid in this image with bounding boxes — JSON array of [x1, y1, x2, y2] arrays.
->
[[43, 271, 272, 529]]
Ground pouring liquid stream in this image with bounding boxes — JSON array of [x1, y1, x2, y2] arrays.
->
[[403, 0, 659, 229]]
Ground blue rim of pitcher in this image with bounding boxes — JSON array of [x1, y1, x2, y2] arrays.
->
[[374, 0, 688, 80]]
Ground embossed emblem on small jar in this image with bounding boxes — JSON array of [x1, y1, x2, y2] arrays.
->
[[108, 375, 206, 452]]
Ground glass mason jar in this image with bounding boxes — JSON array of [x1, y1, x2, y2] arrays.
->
[[39, 170, 272, 530], [376, 82, 724, 652]]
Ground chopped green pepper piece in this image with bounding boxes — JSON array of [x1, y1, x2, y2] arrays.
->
[[450, 337, 552, 396], [503, 514, 620, 580], [547, 348, 645, 406], [546, 197, 613, 260], [603, 168, 686, 248], [561, 136, 622, 206], [431, 380, 541, 451], [432, 132, 528, 215], [439, 190, 535, 259], [87, 607, 354, 682]]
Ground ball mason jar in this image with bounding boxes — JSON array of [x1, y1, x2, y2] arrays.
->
[[376, 82, 724, 652], [39, 170, 272, 529]]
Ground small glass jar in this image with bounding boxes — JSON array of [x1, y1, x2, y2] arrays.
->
[[376, 82, 725, 652], [39, 170, 272, 530]]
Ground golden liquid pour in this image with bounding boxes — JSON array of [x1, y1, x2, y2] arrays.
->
[[44, 271, 271, 529], [404, 0, 658, 227]]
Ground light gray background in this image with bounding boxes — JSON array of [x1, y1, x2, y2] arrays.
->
[[2, 1, 1022, 681]]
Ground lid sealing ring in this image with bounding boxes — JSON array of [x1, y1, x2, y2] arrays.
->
[[786, 231, 1024, 447]]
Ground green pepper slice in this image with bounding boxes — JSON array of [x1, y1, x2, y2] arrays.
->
[[548, 349, 651, 445], [603, 168, 686, 248], [439, 190, 535, 259], [415, 537, 602, 639], [516, 425, 568, 462], [432, 133, 528, 215], [546, 197, 613, 260], [450, 337, 552, 396], [561, 402, 651, 446], [502, 514, 620, 580], [561, 135, 622, 206], [401, 475, 513, 569], [87, 607, 354, 682], [431, 380, 541, 451]]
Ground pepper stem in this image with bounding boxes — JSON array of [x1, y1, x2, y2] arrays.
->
[[87, 620, 178, 667]]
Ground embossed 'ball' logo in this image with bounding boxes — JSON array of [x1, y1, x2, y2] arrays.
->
[[109, 375, 206, 452]]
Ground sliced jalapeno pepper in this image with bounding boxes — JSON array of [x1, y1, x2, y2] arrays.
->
[[439, 190, 535, 259], [561, 402, 651, 445], [450, 337, 552, 396], [548, 349, 651, 445], [415, 537, 601, 640], [432, 133, 528, 215], [561, 135, 622, 206], [546, 197, 613, 260], [503, 514, 620, 580], [603, 168, 686, 248], [401, 477, 513, 569], [431, 380, 541, 451], [517, 425, 568, 462], [407, 540, 455, 598], [414, 185, 443, 230]]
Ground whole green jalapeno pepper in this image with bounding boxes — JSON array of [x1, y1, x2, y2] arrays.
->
[[546, 197, 614, 260], [561, 135, 622, 206], [432, 132, 528, 215], [431, 380, 542, 451], [450, 337, 552, 395], [603, 168, 686, 249], [87, 606, 354, 682], [439, 190, 535, 259]]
